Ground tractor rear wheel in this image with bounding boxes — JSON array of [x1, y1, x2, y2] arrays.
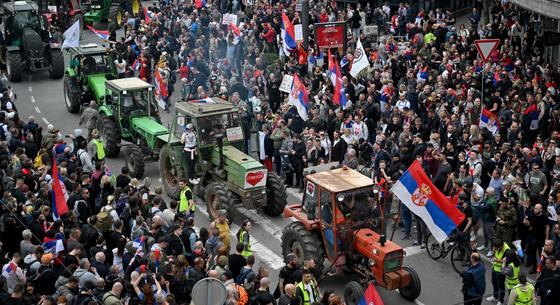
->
[[399, 267, 421, 301], [205, 181, 233, 220], [343, 281, 365, 305], [262, 172, 287, 216], [160, 145, 182, 200], [49, 49, 64, 79], [6, 52, 23, 82], [63, 76, 81, 113], [281, 222, 324, 270], [109, 6, 124, 27], [125, 144, 145, 178], [100, 114, 120, 157]]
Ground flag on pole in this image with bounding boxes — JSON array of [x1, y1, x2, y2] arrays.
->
[[62, 19, 80, 48], [51, 157, 69, 220], [143, 6, 151, 24], [281, 12, 296, 56], [297, 43, 308, 65], [350, 39, 370, 78], [288, 74, 309, 121], [524, 102, 539, 130], [133, 235, 146, 249], [479, 108, 500, 135], [132, 59, 140, 71], [357, 283, 384, 305], [391, 160, 465, 243], [43, 235, 65, 257], [154, 70, 168, 98], [86, 25, 109, 40], [195, 0, 207, 9], [328, 49, 347, 108], [417, 66, 429, 82]]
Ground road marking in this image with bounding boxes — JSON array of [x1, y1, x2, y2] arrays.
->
[[28, 75, 32, 82], [237, 207, 283, 242], [42, 117, 50, 125], [35, 106, 41, 113], [30, 96, 35, 103], [403, 245, 424, 257], [28, 86, 32, 92], [198, 204, 285, 270]]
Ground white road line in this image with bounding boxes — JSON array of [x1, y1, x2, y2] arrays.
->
[[30, 96, 35, 103], [28, 75, 32, 82], [198, 204, 285, 270], [28, 86, 32, 92], [237, 207, 283, 242], [415, 299, 426, 305], [35, 106, 41, 113], [42, 117, 50, 125]]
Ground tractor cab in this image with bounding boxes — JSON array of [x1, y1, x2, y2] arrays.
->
[[1, 1, 43, 44]]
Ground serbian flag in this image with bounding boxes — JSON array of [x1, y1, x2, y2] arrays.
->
[[230, 22, 241, 37], [154, 69, 168, 98], [479, 108, 500, 135], [133, 235, 145, 249], [525, 102, 539, 130], [132, 59, 140, 71], [43, 234, 65, 258], [357, 283, 384, 305], [191, 98, 216, 104], [281, 12, 296, 56], [143, 7, 151, 24], [391, 160, 465, 243], [86, 25, 109, 40], [417, 66, 428, 82], [51, 157, 69, 220], [297, 43, 308, 65], [195, 0, 206, 9], [3, 262, 17, 275], [328, 49, 347, 108], [288, 74, 309, 121]]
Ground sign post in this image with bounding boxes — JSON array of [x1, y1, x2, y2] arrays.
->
[[191, 278, 227, 305], [474, 39, 500, 105]]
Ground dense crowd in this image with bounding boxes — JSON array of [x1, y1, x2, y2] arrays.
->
[[1, 0, 560, 305]]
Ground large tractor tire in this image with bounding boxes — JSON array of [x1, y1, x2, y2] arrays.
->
[[109, 6, 124, 28], [399, 267, 421, 301], [125, 144, 145, 178], [63, 76, 81, 113], [205, 181, 233, 221], [160, 145, 182, 200], [262, 172, 287, 216], [343, 281, 365, 305], [281, 222, 324, 269], [6, 52, 24, 82], [100, 114, 121, 157], [49, 49, 64, 79]]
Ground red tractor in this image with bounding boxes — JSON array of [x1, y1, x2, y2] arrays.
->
[[39, 0, 83, 41], [281, 166, 421, 304]]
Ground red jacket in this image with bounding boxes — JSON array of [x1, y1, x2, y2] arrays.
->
[[261, 28, 275, 43]]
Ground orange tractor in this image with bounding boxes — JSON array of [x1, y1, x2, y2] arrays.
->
[[281, 166, 421, 304]]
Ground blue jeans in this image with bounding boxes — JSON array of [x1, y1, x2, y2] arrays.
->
[[491, 270, 505, 302], [401, 204, 412, 236]]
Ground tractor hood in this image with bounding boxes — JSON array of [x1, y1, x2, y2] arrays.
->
[[87, 75, 107, 102], [131, 117, 168, 136], [212, 145, 267, 189]]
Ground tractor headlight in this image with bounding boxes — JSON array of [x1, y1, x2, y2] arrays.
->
[[261, 189, 267, 194], [337, 194, 345, 202], [368, 259, 376, 267], [91, 5, 101, 8]]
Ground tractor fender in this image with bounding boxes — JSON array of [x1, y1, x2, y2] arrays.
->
[[98, 105, 113, 117], [5, 46, 20, 53], [64, 68, 77, 77]]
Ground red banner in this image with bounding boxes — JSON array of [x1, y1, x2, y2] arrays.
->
[[315, 22, 346, 49]]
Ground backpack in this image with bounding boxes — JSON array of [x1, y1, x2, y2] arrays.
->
[[97, 207, 113, 233], [234, 284, 248, 305], [76, 149, 86, 168], [235, 267, 254, 285]]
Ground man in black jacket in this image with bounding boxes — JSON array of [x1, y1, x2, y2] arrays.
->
[[331, 130, 348, 164]]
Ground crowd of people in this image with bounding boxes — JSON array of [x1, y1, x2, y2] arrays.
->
[[1, 0, 560, 304]]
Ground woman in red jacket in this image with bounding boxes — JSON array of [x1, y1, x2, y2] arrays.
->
[[260, 23, 275, 52]]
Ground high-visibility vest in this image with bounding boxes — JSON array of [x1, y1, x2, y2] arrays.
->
[[493, 243, 511, 272], [92, 138, 105, 160], [240, 230, 252, 257], [505, 262, 520, 289], [514, 284, 534, 305], [296, 281, 319, 305], [179, 186, 194, 212]]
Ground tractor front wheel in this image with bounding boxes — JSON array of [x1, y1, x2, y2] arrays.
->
[[205, 181, 233, 220], [125, 144, 145, 178], [100, 114, 120, 157], [281, 222, 324, 271], [160, 145, 182, 200], [399, 267, 421, 301], [6, 52, 23, 82], [49, 49, 64, 79], [343, 281, 365, 305], [63, 76, 81, 113], [262, 172, 287, 216]]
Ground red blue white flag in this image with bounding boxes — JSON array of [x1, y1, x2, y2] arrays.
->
[[391, 160, 465, 243], [154, 70, 168, 98], [86, 25, 109, 40], [51, 157, 69, 220], [281, 12, 296, 56], [195, 0, 207, 9], [357, 283, 384, 305], [479, 108, 500, 135], [328, 49, 347, 108], [288, 74, 309, 121]]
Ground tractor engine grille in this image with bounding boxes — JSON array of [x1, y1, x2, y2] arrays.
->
[[383, 251, 403, 273]]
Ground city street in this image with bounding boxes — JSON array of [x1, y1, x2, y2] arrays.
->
[[11, 31, 500, 305]]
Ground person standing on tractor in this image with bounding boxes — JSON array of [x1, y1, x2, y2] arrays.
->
[[88, 129, 105, 166], [296, 269, 320, 305], [236, 219, 252, 258], [178, 178, 195, 218], [181, 123, 198, 184]]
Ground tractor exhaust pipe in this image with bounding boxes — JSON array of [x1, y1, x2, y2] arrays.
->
[[216, 134, 224, 169]]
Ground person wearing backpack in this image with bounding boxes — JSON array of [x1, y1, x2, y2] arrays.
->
[[224, 270, 249, 305], [73, 189, 91, 224], [77, 147, 94, 175], [236, 255, 256, 296]]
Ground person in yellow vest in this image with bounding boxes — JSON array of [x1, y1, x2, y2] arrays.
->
[[88, 129, 106, 165], [178, 178, 195, 218], [507, 273, 536, 305], [236, 219, 253, 258], [211, 209, 231, 252], [503, 250, 521, 292], [487, 239, 511, 305], [296, 269, 320, 305]]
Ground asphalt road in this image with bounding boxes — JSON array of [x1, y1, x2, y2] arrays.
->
[[9, 30, 520, 305]]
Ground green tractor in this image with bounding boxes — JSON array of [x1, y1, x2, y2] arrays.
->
[[63, 42, 116, 113], [98, 77, 168, 178], [159, 98, 287, 219], [1, 0, 64, 82], [83, 0, 141, 28]]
